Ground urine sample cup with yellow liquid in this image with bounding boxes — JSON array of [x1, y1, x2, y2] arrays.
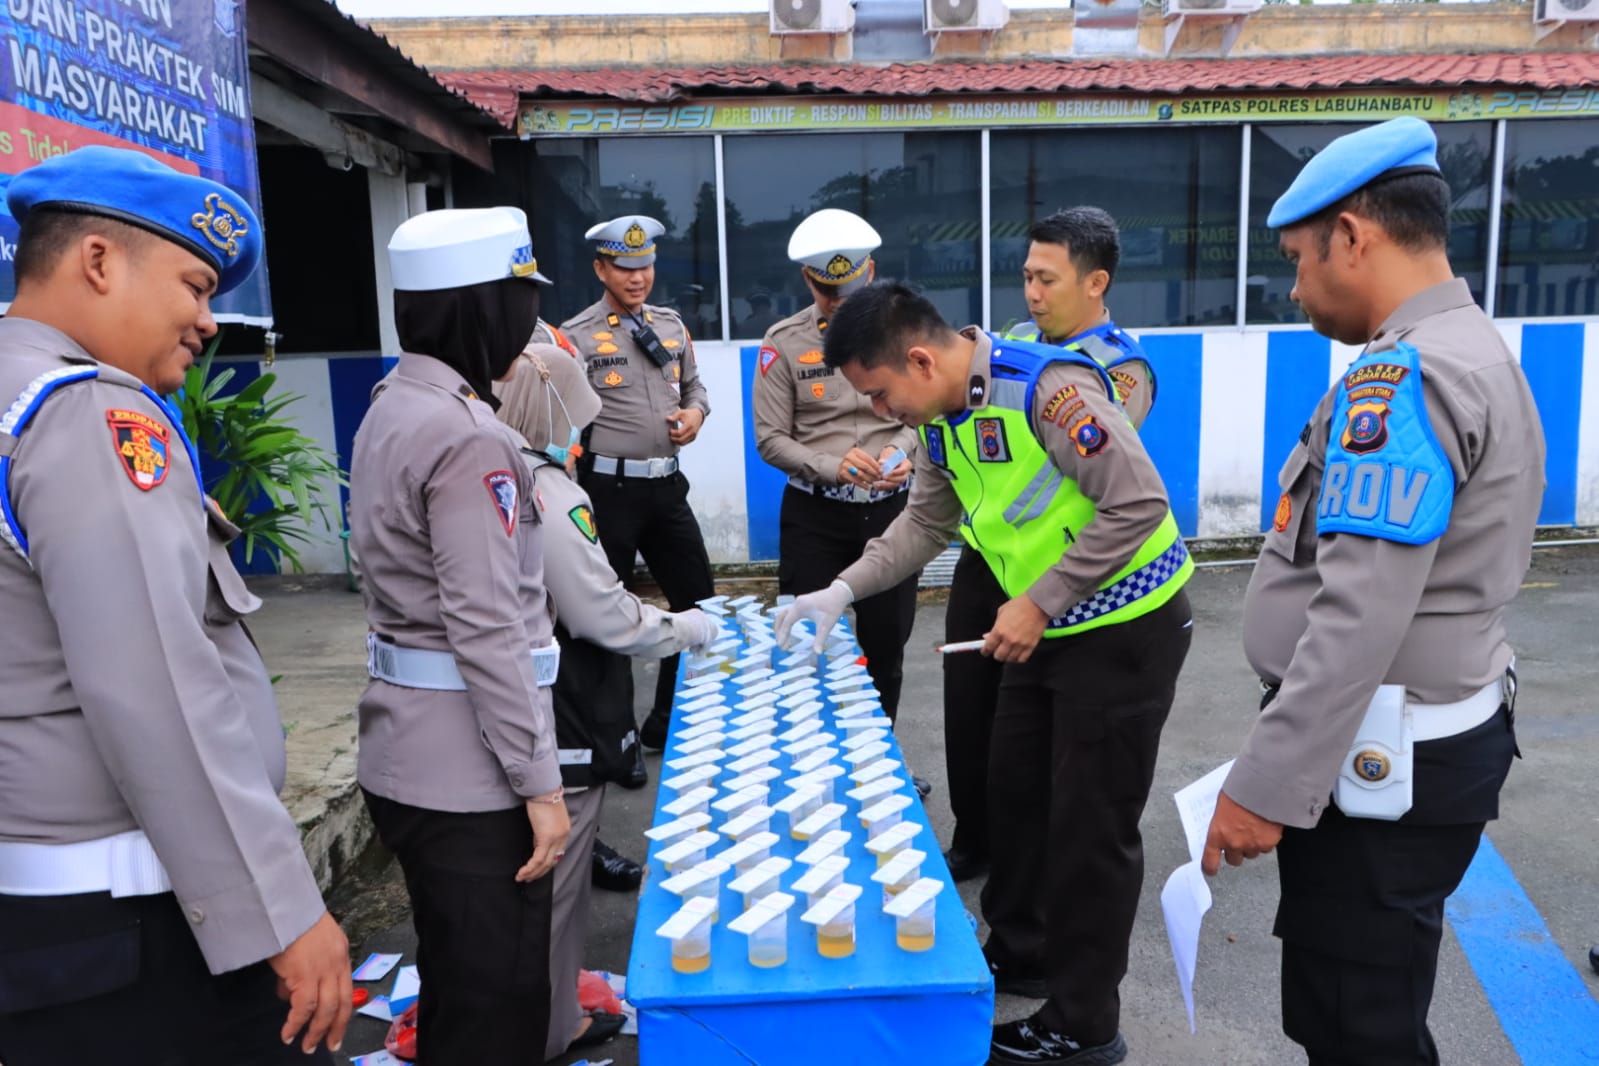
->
[[790, 748, 840, 778], [723, 766, 781, 795], [773, 782, 825, 839], [661, 786, 717, 821], [870, 847, 926, 906], [795, 828, 852, 868], [643, 811, 713, 846], [801, 883, 863, 959], [728, 891, 796, 970], [792, 853, 849, 909], [792, 802, 846, 842], [727, 855, 792, 913], [864, 820, 923, 869], [656, 830, 719, 874], [861, 793, 912, 836], [789, 764, 845, 805], [661, 858, 730, 925], [883, 877, 944, 953], [721, 804, 775, 843], [657, 895, 718, 974]]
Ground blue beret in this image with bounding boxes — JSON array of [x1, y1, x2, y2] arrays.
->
[[1267, 117, 1442, 230], [6, 146, 263, 295]]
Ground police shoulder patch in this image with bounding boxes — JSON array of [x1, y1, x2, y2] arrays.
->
[[106, 408, 170, 491], [483, 470, 518, 536], [975, 417, 1011, 463], [569, 504, 598, 543], [1070, 415, 1108, 458], [759, 346, 780, 376], [1040, 385, 1078, 424]]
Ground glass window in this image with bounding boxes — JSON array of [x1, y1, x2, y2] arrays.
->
[[1496, 119, 1599, 319], [1247, 122, 1493, 324], [990, 127, 1242, 332], [723, 132, 983, 339], [455, 136, 721, 335]]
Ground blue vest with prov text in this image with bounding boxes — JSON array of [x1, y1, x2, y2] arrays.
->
[[1316, 341, 1454, 545]]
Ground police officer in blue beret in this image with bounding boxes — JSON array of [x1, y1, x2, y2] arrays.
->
[[1203, 117, 1545, 1064], [0, 147, 352, 1062]]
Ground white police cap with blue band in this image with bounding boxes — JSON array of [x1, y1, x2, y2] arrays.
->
[[789, 208, 881, 296], [388, 206, 550, 292], [1267, 117, 1443, 230], [587, 214, 665, 269]]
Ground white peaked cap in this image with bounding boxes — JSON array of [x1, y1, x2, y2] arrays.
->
[[388, 206, 551, 292]]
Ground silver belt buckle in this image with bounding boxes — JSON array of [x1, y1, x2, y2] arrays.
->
[[650, 457, 671, 478]]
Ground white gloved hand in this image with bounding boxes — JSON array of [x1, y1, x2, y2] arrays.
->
[[774, 579, 854, 653], [680, 608, 723, 653]]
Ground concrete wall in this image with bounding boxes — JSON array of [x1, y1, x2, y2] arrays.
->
[[368, 4, 1587, 72], [229, 316, 1598, 574]]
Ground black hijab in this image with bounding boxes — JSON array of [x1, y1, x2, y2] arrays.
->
[[394, 277, 540, 409]]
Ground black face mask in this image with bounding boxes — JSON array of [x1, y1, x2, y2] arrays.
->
[[394, 278, 541, 409]]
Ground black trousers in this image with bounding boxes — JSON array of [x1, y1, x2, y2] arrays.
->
[[0, 889, 332, 1066], [778, 485, 918, 720], [981, 590, 1192, 1044], [943, 544, 1007, 857], [1274, 703, 1517, 1066], [364, 791, 553, 1065], [580, 469, 716, 723]]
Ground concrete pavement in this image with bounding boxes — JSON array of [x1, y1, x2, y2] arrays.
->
[[244, 546, 1599, 1066]]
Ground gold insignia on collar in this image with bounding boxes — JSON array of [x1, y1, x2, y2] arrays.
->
[[623, 222, 647, 249], [191, 193, 248, 259], [825, 254, 853, 279]]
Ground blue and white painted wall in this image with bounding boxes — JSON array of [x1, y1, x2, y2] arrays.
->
[[236, 319, 1598, 574]]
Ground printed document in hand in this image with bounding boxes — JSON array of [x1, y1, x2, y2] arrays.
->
[[1161, 759, 1233, 1033]]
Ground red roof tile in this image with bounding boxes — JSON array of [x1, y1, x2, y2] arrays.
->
[[445, 53, 1599, 122]]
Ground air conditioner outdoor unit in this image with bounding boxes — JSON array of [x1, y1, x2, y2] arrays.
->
[[771, 0, 856, 34], [925, 0, 1010, 32], [1164, 0, 1264, 15], [1537, 0, 1599, 20]]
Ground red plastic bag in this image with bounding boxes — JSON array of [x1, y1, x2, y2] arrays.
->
[[385, 1002, 418, 1061], [577, 969, 623, 1016]]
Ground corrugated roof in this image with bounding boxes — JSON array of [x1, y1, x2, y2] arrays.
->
[[444, 53, 1599, 124]]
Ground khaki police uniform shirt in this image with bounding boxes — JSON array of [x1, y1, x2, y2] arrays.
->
[[527, 457, 702, 659], [0, 317, 326, 975], [752, 304, 918, 485], [350, 354, 561, 811], [839, 328, 1171, 617], [1229, 279, 1546, 828], [560, 299, 710, 460]]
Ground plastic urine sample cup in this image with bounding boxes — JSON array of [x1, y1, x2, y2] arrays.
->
[[850, 758, 902, 788], [683, 655, 728, 682], [781, 703, 825, 726], [834, 688, 882, 707], [662, 764, 721, 795], [737, 679, 783, 699], [884, 877, 944, 953], [825, 674, 876, 693], [676, 682, 725, 706], [837, 714, 894, 733], [789, 764, 845, 805], [843, 741, 892, 773], [775, 678, 819, 699], [792, 802, 847, 842], [712, 785, 770, 821], [801, 883, 863, 960], [666, 748, 727, 773], [846, 776, 904, 808], [795, 828, 852, 867], [658, 895, 718, 974], [779, 648, 817, 670], [841, 727, 889, 751], [661, 858, 729, 924], [728, 721, 777, 744], [721, 805, 775, 842], [725, 594, 759, 610], [864, 821, 923, 869], [777, 719, 824, 745], [790, 749, 840, 777], [679, 707, 731, 730], [677, 732, 727, 757], [680, 692, 728, 714], [734, 692, 781, 713], [656, 831, 719, 874], [871, 847, 926, 906], [782, 733, 832, 759], [661, 786, 718, 821], [779, 691, 823, 711], [723, 767, 781, 795], [726, 733, 776, 759], [726, 748, 780, 776], [835, 701, 885, 721], [826, 660, 868, 679], [861, 794, 913, 837], [717, 831, 779, 876], [773, 782, 826, 839], [792, 854, 849, 909], [677, 719, 726, 743], [728, 891, 796, 969], [733, 667, 775, 689], [727, 855, 792, 912], [697, 594, 730, 610], [644, 811, 713, 846], [730, 654, 769, 674]]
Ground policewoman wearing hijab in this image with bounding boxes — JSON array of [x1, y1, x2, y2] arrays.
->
[[494, 346, 721, 1061], [349, 207, 570, 1063]]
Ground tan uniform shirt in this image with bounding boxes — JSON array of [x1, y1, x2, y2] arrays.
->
[[752, 304, 917, 486], [0, 317, 325, 975], [839, 328, 1172, 617], [1229, 279, 1546, 828], [350, 354, 561, 811], [560, 299, 710, 460]]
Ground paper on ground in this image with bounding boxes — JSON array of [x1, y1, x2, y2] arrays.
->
[[353, 951, 403, 981], [356, 994, 394, 1022], [1161, 758, 1232, 1034], [1161, 860, 1214, 1034]]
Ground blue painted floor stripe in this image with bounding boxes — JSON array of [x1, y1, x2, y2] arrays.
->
[[1445, 835, 1599, 1064]]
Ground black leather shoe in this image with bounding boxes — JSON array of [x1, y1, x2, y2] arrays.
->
[[989, 1018, 1127, 1064], [1590, 944, 1599, 975], [944, 846, 990, 883], [619, 744, 648, 790], [639, 713, 670, 751], [983, 943, 1047, 999], [913, 775, 933, 799], [591, 840, 643, 892], [570, 1010, 626, 1049]]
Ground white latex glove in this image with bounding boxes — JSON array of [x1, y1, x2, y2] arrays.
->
[[680, 608, 723, 653], [774, 579, 854, 653]]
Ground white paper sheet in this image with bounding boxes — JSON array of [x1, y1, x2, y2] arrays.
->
[[1161, 759, 1233, 1033]]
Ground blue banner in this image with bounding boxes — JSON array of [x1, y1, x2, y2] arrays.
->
[[1, 0, 270, 324]]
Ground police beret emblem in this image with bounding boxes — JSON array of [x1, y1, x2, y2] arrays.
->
[[191, 192, 248, 258], [1353, 748, 1390, 782], [623, 222, 647, 249], [825, 254, 854, 279]]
